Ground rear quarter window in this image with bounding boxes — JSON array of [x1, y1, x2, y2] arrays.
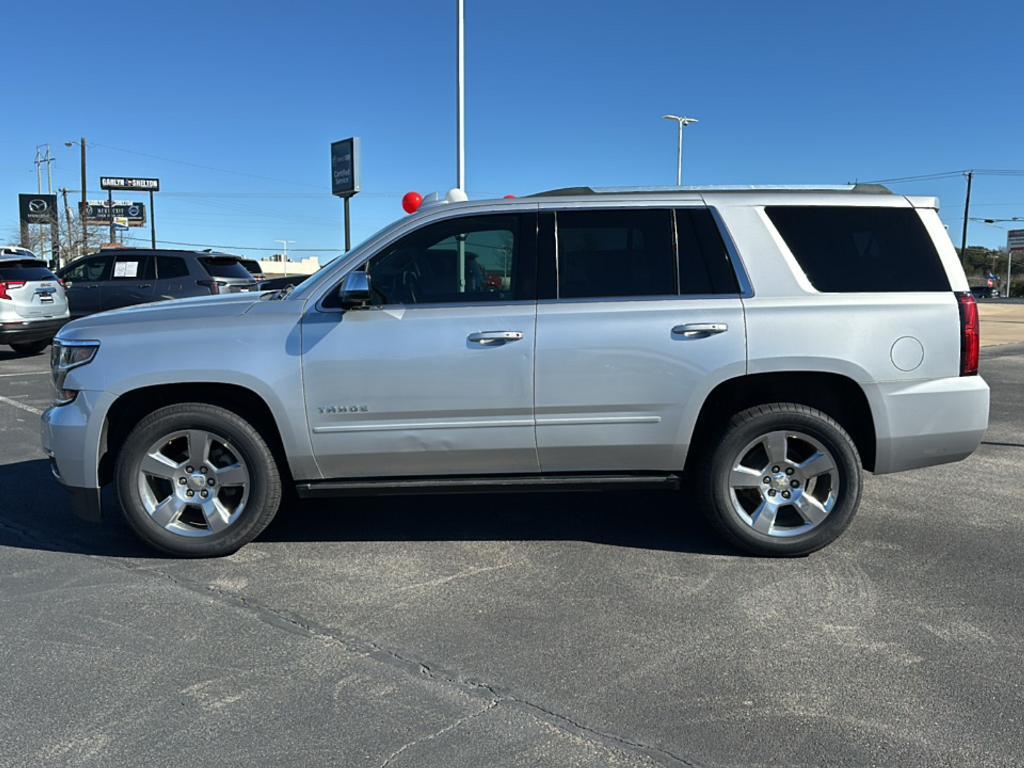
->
[[764, 206, 950, 292], [200, 257, 252, 279]]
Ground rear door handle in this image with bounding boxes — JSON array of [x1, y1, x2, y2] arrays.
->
[[672, 322, 728, 338], [137, 283, 152, 288], [468, 330, 524, 344]]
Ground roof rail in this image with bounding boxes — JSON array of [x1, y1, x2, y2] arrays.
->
[[527, 184, 891, 197]]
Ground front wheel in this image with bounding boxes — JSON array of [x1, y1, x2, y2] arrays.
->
[[115, 403, 282, 557], [700, 403, 862, 556]]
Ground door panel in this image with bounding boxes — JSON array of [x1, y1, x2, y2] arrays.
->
[[60, 255, 111, 318], [534, 297, 746, 472], [301, 303, 538, 478]]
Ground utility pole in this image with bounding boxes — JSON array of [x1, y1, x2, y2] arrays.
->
[[65, 138, 89, 252], [61, 188, 73, 266], [662, 115, 699, 185], [456, 0, 465, 192], [959, 170, 973, 265]]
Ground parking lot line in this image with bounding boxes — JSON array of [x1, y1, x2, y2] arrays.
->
[[0, 394, 43, 416], [0, 371, 49, 378]]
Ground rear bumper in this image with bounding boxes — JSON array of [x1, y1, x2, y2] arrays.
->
[[871, 375, 990, 474], [0, 317, 67, 344]]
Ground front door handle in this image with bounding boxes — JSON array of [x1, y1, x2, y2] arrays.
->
[[137, 283, 152, 289], [468, 330, 524, 345], [672, 322, 728, 338]]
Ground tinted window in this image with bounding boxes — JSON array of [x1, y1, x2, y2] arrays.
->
[[765, 206, 950, 292], [366, 214, 526, 305], [200, 257, 251, 279], [156, 256, 190, 279], [112, 254, 154, 280], [240, 259, 263, 274], [0, 266, 57, 281], [62, 255, 112, 282], [676, 209, 740, 295], [556, 209, 674, 299]]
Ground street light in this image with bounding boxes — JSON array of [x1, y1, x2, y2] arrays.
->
[[662, 115, 698, 186]]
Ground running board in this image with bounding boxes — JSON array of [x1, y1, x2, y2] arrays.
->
[[295, 473, 680, 498]]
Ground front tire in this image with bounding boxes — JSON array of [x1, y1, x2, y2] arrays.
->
[[700, 403, 862, 556], [115, 403, 282, 557], [9, 339, 50, 355]]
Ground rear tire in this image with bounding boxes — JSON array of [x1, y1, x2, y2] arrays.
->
[[700, 403, 862, 557], [9, 339, 50, 355], [115, 403, 282, 557]]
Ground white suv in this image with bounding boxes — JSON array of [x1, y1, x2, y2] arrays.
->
[[42, 185, 989, 557], [0, 247, 69, 354]]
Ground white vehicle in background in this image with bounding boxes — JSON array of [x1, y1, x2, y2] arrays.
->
[[0, 246, 70, 355]]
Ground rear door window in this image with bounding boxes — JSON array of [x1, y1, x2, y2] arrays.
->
[[200, 257, 252, 279], [112, 254, 154, 280], [676, 209, 741, 295], [555, 209, 675, 299], [765, 206, 950, 292]]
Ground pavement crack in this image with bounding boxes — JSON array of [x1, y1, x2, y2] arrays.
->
[[980, 440, 1024, 448], [376, 699, 499, 768]]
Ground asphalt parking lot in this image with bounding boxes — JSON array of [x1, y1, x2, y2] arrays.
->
[[1, 344, 1022, 768]]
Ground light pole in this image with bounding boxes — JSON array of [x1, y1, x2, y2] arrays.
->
[[64, 138, 88, 252], [662, 114, 698, 186], [456, 0, 465, 192], [275, 240, 293, 276]]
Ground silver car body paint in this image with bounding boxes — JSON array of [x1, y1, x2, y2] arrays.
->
[[42, 188, 989, 498]]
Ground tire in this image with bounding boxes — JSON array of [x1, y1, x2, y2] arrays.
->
[[700, 403, 862, 557], [9, 339, 50, 355], [115, 403, 282, 557]]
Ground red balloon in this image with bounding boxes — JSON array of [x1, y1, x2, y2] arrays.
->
[[402, 191, 423, 214], [503, 194, 516, 199]]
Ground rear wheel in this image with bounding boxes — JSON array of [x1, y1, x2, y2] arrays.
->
[[9, 339, 50, 355], [115, 403, 282, 557], [700, 403, 862, 556]]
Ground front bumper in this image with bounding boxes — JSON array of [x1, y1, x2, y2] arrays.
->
[[41, 390, 112, 522], [871, 375, 990, 474], [0, 317, 68, 344]]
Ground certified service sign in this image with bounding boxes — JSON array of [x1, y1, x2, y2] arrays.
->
[[330, 138, 361, 198]]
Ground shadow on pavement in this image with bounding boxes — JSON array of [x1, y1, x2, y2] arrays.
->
[[0, 458, 737, 558]]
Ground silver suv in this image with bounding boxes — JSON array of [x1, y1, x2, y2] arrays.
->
[[0, 247, 69, 355], [41, 186, 990, 557]]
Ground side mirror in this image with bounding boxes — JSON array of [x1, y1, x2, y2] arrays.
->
[[337, 271, 371, 308]]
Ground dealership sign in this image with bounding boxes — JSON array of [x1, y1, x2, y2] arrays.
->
[[330, 137, 361, 197], [18, 193, 58, 225], [100, 176, 160, 191], [81, 200, 147, 227], [1008, 229, 1024, 253]]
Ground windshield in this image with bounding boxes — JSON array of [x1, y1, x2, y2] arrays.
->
[[288, 216, 409, 300]]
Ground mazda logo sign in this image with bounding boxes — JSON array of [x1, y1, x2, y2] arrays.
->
[[28, 199, 48, 213]]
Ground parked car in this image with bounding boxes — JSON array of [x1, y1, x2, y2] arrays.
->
[[0, 248, 69, 355], [43, 185, 989, 557], [58, 248, 259, 318], [239, 259, 266, 282], [258, 273, 311, 291]]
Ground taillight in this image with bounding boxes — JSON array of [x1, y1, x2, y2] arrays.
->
[[0, 281, 26, 300], [197, 279, 220, 295], [957, 292, 979, 376]]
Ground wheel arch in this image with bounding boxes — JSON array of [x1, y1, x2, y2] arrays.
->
[[684, 371, 877, 472], [99, 382, 295, 487]]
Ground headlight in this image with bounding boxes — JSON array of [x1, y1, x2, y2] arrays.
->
[[51, 338, 100, 405]]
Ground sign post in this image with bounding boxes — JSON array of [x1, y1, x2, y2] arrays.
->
[[330, 138, 361, 252], [1008, 230, 1024, 298], [100, 177, 160, 248]]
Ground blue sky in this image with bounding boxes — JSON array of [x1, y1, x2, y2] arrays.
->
[[3, 0, 1023, 261]]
